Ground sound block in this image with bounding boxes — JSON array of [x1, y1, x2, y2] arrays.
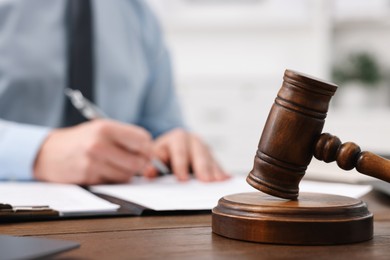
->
[[212, 192, 373, 245]]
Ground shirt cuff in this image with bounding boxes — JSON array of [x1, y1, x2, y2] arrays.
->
[[0, 122, 51, 180]]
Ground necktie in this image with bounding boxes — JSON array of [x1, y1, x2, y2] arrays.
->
[[63, 0, 94, 127]]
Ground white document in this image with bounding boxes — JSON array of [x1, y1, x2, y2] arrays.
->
[[299, 180, 372, 198], [91, 176, 372, 211], [0, 182, 119, 216]]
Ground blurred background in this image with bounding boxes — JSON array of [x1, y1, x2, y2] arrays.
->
[[146, 0, 390, 182]]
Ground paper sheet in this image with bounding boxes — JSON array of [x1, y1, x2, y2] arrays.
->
[[91, 176, 372, 211], [0, 182, 119, 215]]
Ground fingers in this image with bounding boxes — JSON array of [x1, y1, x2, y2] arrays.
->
[[167, 130, 190, 181], [79, 158, 133, 185], [89, 139, 149, 176], [211, 162, 231, 181], [142, 139, 170, 179], [151, 128, 230, 182], [142, 164, 159, 179], [189, 135, 230, 182], [188, 135, 212, 182], [149, 129, 191, 181], [92, 120, 153, 157]]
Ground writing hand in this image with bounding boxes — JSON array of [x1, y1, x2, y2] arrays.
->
[[33, 119, 153, 185]]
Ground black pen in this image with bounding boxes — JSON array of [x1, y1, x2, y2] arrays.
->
[[64, 88, 170, 175]]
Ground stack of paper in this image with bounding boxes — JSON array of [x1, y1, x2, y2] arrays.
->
[[0, 176, 373, 215]]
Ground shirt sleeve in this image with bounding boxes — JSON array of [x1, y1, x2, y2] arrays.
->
[[0, 120, 51, 180], [135, 1, 187, 138]]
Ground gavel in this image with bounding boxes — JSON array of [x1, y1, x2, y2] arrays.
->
[[212, 69, 381, 245], [247, 69, 390, 200]]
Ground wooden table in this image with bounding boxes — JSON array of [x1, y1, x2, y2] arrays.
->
[[2, 191, 390, 259]]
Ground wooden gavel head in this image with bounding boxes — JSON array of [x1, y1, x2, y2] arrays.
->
[[247, 69, 390, 200]]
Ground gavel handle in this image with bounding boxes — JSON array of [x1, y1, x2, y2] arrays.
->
[[314, 133, 390, 183]]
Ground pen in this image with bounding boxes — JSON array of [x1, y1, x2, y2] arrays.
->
[[64, 88, 171, 175]]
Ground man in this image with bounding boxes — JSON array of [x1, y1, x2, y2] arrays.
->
[[0, 0, 229, 184]]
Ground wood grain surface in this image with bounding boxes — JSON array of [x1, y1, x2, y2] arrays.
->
[[1, 191, 390, 259]]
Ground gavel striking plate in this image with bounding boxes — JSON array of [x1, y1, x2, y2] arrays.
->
[[212, 70, 390, 245]]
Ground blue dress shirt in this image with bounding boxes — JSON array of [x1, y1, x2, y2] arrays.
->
[[0, 0, 185, 180]]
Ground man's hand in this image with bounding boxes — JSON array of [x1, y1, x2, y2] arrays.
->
[[34, 119, 153, 185], [144, 128, 230, 182]]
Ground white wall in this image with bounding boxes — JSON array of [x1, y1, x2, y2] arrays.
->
[[147, 0, 390, 181]]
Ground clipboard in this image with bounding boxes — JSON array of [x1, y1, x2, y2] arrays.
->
[[0, 182, 146, 222], [1, 203, 59, 221], [0, 198, 148, 223], [0, 194, 195, 223]]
